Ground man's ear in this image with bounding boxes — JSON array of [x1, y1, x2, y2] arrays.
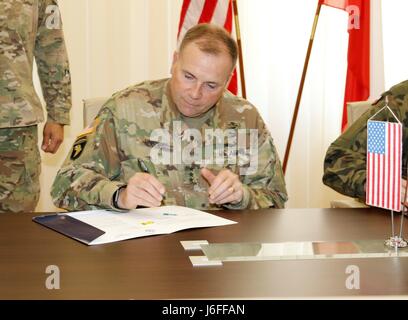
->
[[170, 51, 179, 74]]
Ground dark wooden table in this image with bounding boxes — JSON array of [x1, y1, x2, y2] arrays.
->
[[0, 208, 407, 299]]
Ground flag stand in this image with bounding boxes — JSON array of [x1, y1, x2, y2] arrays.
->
[[232, 0, 247, 99], [282, 2, 322, 173], [369, 98, 408, 249], [385, 166, 408, 249]]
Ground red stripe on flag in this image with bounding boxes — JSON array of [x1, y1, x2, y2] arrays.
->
[[198, 0, 218, 23], [223, 0, 237, 94], [374, 154, 384, 207], [370, 154, 374, 205], [397, 125, 401, 206], [381, 149, 387, 208], [376, 153, 381, 206], [387, 123, 391, 209], [224, 0, 233, 32], [228, 69, 238, 94], [391, 124, 396, 210], [366, 153, 369, 204], [178, 0, 192, 38], [366, 149, 369, 205]]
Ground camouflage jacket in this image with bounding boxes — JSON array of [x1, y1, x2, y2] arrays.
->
[[323, 80, 408, 200], [0, 0, 71, 128], [52, 79, 288, 211]]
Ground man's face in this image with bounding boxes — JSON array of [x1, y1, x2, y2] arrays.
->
[[169, 42, 233, 118]]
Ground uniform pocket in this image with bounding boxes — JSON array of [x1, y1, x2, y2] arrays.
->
[[0, 151, 26, 201], [21, 130, 41, 195], [0, 126, 40, 201]]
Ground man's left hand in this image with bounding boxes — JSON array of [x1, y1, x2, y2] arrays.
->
[[42, 122, 64, 154], [201, 167, 243, 205]]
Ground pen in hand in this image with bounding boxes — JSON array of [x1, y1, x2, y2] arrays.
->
[[138, 158, 150, 173], [138, 158, 166, 200]]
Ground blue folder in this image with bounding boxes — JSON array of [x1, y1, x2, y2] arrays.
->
[[33, 213, 105, 245]]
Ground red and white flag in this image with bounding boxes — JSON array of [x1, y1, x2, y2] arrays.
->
[[319, 0, 371, 131], [177, 0, 238, 95], [366, 120, 402, 212]]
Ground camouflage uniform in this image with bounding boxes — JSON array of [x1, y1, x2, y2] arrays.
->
[[52, 79, 288, 211], [0, 0, 71, 212], [323, 80, 408, 200]]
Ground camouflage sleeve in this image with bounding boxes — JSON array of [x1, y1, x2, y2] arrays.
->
[[323, 134, 368, 200], [226, 116, 288, 209], [322, 98, 382, 200], [51, 103, 125, 211], [35, 0, 71, 125]]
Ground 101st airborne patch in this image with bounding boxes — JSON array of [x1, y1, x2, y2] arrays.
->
[[70, 117, 100, 160], [70, 138, 87, 160]]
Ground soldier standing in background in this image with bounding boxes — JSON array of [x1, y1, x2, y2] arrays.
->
[[0, 0, 71, 213], [51, 23, 287, 211], [323, 80, 408, 206]]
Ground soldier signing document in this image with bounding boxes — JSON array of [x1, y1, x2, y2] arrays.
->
[[51, 24, 287, 211]]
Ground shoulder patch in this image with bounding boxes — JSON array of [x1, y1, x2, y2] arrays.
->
[[70, 138, 87, 160]]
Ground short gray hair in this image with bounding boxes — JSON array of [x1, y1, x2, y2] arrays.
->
[[179, 23, 238, 67]]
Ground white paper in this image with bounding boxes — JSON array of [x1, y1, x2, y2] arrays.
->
[[67, 206, 237, 245]]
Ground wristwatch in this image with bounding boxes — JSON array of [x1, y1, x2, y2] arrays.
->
[[112, 185, 127, 209]]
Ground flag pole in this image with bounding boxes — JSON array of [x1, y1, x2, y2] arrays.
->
[[232, 0, 247, 99], [282, 2, 322, 174]]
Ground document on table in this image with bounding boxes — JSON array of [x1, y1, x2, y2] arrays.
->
[[33, 206, 237, 245]]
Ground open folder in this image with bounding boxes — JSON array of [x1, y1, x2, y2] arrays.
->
[[33, 206, 237, 245]]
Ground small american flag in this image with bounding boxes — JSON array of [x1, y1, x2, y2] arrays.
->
[[366, 120, 402, 211], [177, 0, 238, 94]]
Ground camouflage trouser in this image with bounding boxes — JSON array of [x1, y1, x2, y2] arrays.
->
[[0, 126, 41, 213]]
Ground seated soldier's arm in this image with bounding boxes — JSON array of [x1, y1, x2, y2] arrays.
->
[[323, 139, 367, 200], [51, 105, 125, 211]]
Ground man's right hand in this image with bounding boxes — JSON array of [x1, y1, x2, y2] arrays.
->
[[118, 173, 165, 209]]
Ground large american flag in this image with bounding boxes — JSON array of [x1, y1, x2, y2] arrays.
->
[[177, 0, 238, 95], [366, 120, 402, 211]]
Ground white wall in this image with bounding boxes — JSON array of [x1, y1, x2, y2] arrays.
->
[[382, 0, 408, 87], [34, 0, 408, 212]]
